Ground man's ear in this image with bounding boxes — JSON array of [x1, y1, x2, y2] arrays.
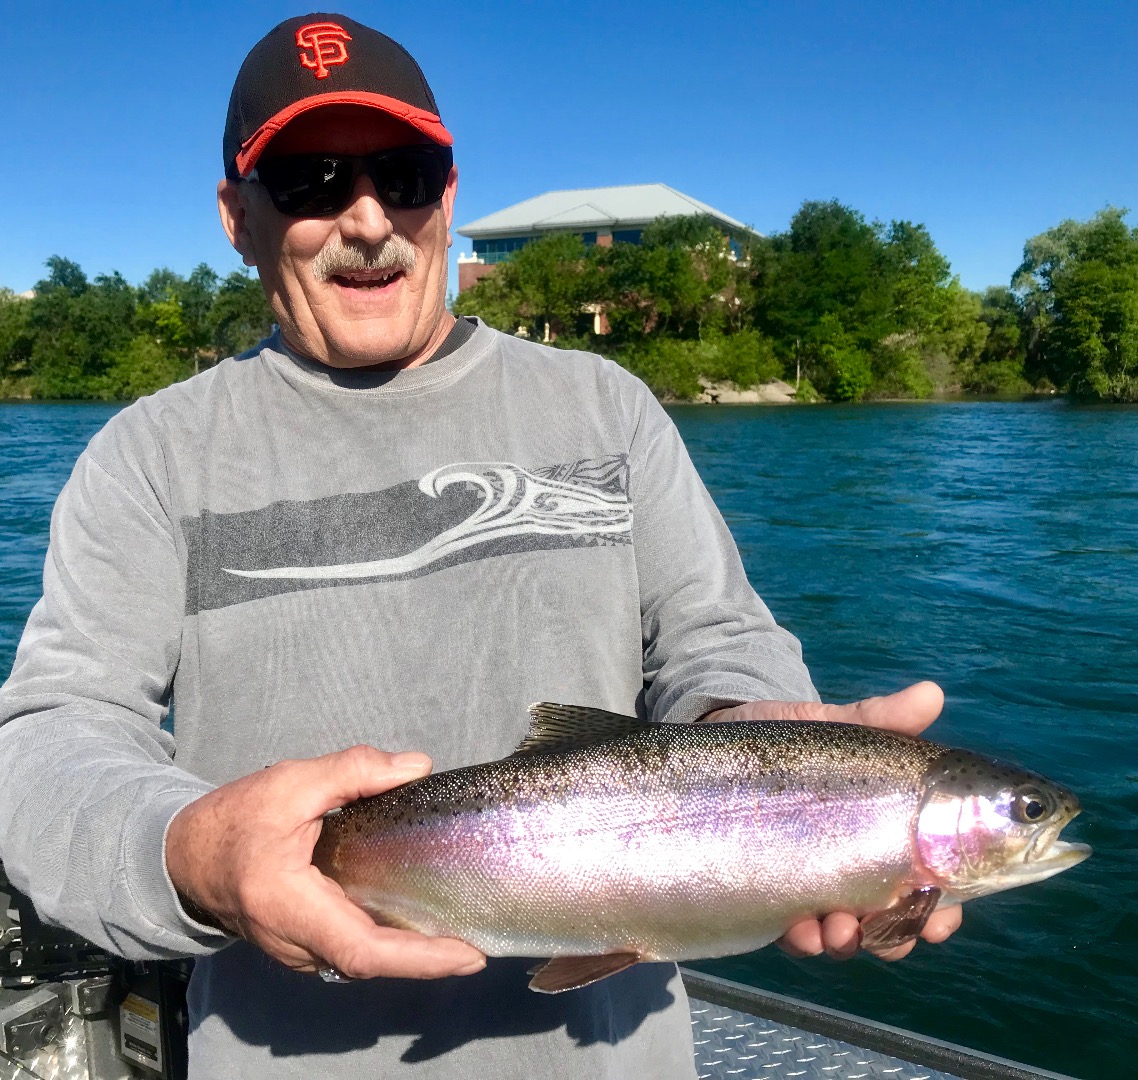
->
[[442, 165, 458, 233], [217, 179, 258, 267]]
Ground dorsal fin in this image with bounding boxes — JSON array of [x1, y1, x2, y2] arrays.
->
[[511, 703, 655, 756]]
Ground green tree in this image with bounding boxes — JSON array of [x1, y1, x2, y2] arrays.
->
[[38, 255, 89, 296], [1014, 208, 1138, 400], [210, 270, 276, 362], [27, 262, 137, 398], [184, 264, 223, 364], [950, 286, 1030, 393], [455, 233, 592, 342], [747, 201, 896, 397], [882, 220, 952, 336], [617, 337, 712, 400], [911, 282, 989, 393], [140, 264, 224, 371], [751, 201, 893, 353], [811, 315, 874, 401], [596, 216, 739, 345], [98, 335, 192, 400], [0, 290, 34, 394]]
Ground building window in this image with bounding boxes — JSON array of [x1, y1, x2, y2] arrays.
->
[[612, 229, 642, 245], [580, 232, 597, 246], [472, 237, 538, 264], [729, 237, 743, 260]]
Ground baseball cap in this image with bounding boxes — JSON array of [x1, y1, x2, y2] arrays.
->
[[223, 13, 453, 180]]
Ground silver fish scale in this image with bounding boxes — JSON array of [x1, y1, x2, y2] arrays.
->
[[688, 1000, 962, 1080]]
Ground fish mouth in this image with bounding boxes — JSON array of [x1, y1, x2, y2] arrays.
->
[[1007, 811, 1091, 886], [1035, 838, 1092, 866]]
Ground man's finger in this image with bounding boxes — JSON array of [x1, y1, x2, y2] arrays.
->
[[248, 868, 485, 980], [820, 912, 860, 960], [921, 904, 962, 943], [281, 745, 435, 820], [830, 681, 944, 735], [706, 681, 945, 737], [302, 898, 485, 980], [868, 938, 918, 961], [777, 897, 963, 964], [776, 918, 824, 958]]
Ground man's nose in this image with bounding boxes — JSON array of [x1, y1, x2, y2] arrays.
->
[[337, 170, 394, 244]]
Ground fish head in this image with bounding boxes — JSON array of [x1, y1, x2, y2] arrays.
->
[[914, 749, 1091, 902]]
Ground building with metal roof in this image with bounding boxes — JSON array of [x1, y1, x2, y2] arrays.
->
[[455, 183, 755, 293]]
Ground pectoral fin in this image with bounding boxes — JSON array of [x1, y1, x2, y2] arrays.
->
[[860, 886, 942, 952], [527, 952, 642, 993]]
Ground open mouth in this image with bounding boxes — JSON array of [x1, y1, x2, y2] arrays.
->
[[1028, 837, 1092, 868], [331, 269, 406, 290], [1013, 811, 1091, 885]]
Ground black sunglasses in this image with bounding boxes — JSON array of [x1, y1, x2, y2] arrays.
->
[[248, 145, 453, 218]]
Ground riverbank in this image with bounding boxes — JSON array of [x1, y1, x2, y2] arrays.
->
[[662, 382, 1067, 406], [687, 377, 800, 404]]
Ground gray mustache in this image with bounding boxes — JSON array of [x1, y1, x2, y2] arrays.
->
[[312, 237, 417, 281]]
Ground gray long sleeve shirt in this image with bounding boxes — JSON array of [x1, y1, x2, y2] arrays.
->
[[0, 319, 817, 1078]]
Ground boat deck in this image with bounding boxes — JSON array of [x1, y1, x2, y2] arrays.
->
[[689, 996, 962, 1079], [682, 970, 1077, 1080]]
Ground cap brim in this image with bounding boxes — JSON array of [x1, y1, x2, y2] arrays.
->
[[235, 91, 453, 177]]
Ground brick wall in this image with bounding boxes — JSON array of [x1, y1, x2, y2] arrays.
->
[[457, 261, 498, 293]]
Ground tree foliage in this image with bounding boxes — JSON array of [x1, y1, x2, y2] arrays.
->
[[458, 202, 1138, 403], [9, 205, 1138, 404], [459, 202, 1015, 402], [953, 286, 1030, 394], [747, 203, 970, 400], [1014, 208, 1138, 401], [0, 258, 275, 400]]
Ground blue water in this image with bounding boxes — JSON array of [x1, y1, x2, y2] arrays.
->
[[0, 400, 1133, 1077], [670, 401, 1137, 1079]]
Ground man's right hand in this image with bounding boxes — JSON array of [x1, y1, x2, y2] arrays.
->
[[165, 745, 487, 981]]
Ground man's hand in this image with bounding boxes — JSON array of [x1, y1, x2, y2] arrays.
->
[[702, 681, 963, 961], [165, 746, 486, 981]]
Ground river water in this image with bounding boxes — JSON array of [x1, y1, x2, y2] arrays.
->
[[0, 400, 1133, 1078], [671, 401, 1136, 1079]]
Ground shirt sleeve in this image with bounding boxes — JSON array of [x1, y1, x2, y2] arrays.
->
[[625, 387, 820, 723], [0, 420, 230, 959]]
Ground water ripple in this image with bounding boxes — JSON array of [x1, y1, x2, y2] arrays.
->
[[672, 400, 1138, 1078]]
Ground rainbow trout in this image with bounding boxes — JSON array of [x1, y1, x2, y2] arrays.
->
[[313, 704, 1089, 993]]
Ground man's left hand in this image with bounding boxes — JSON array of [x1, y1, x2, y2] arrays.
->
[[701, 680, 963, 961]]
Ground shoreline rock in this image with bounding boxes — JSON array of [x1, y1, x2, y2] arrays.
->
[[694, 377, 799, 404]]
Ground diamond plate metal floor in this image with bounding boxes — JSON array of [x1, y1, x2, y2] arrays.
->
[[688, 999, 963, 1080]]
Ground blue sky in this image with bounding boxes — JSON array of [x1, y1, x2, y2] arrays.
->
[[5, 1, 1135, 296]]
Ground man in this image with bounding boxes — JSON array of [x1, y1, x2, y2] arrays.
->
[[0, 14, 960, 1079]]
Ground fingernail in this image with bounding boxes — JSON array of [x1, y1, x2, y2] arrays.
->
[[391, 752, 431, 771], [456, 957, 486, 976]]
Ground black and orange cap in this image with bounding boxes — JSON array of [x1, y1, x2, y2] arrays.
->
[[223, 13, 453, 179]]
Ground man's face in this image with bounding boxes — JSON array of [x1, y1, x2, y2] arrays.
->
[[217, 105, 458, 369]]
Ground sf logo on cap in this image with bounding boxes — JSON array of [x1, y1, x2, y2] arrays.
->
[[295, 22, 352, 79]]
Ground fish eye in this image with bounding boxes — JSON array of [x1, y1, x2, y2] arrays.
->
[[1011, 787, 1054, 824]]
